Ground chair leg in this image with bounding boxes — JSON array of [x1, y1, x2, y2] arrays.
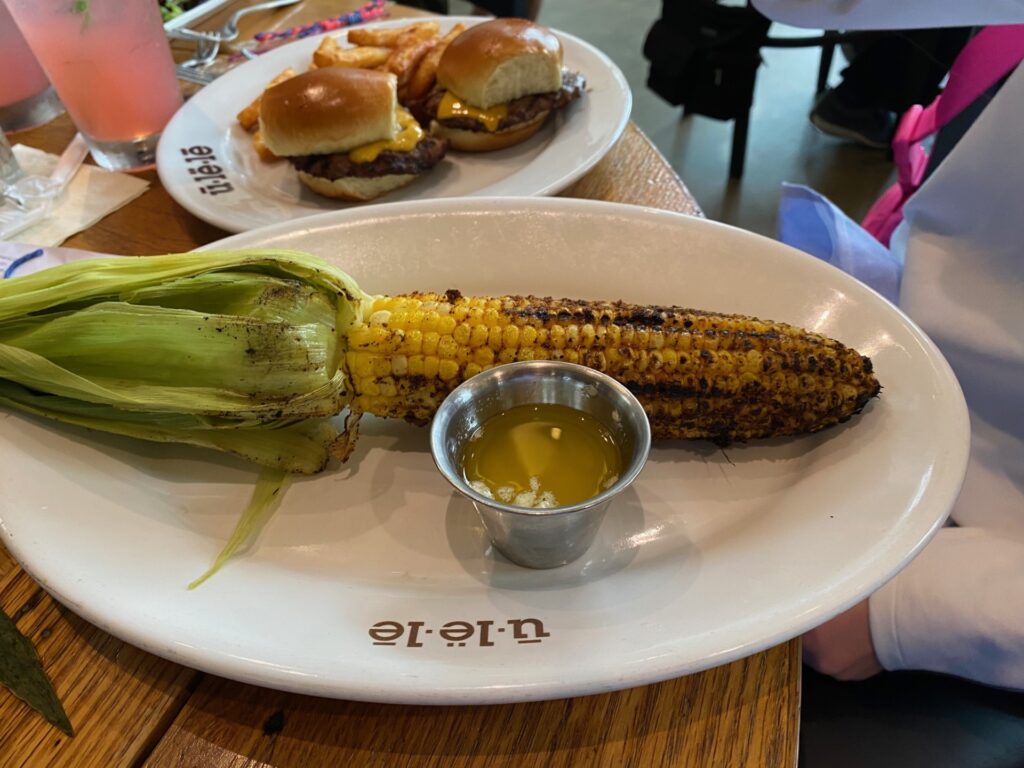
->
[[817, 41, 836, 94], [729, 111, 749, 180]]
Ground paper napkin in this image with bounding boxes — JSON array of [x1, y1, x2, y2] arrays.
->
[[8, 144, 150, 247]]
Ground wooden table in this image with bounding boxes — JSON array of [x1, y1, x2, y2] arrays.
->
[[0, 3, 799, 766]]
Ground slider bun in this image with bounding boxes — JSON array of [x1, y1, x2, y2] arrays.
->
[[259, 68, 398, 157], [429, 111, 549, 152], [437, 19, 562, 109], [297, 170, 418, 202]]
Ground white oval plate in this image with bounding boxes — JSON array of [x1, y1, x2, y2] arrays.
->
[[156, 17, 631, 233], [0, 199, 968, 704]]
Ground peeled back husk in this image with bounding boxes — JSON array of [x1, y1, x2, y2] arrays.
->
[[0, 249, 368, 474]]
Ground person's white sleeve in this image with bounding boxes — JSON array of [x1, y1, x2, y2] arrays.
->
[[750, 0, 1024, 30], [869, 527, 1024, 689]]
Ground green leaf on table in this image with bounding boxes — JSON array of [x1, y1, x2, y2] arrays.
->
[[0, 605, 73, 736]]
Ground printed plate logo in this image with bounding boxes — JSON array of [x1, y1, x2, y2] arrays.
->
[[180, 146, 234, 196], [370, 619, 550, 648]]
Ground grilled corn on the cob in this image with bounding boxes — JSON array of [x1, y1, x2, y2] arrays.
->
[[347, 291, 880, 443]]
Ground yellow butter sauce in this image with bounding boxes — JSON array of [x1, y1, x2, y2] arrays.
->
[[462, 404, 621, 508]]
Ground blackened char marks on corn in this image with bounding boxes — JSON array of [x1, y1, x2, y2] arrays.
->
[[346, 293, 882, 442]]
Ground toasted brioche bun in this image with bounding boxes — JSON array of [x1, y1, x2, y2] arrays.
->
[[259, 68, 398, 157], [429, 111, 549, 152], [297, 170, 418, 202], [437, 19, 562, 109]]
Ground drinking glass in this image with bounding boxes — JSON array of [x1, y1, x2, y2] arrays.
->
[[0, 2, 64, 133], [3, 0, 184, 171]]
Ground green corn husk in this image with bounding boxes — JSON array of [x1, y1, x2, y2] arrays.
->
[[0, 249, 367, 475]]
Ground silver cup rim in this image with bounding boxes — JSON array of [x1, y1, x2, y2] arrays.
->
[[429, 361, 652, 517]]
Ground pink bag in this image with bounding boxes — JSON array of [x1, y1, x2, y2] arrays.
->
[[861, 25, 1024, 246]]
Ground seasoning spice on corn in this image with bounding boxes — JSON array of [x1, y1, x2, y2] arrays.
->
[[347, 291, 881, 444]]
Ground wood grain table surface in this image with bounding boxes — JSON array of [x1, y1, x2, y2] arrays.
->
[[0, 2, 799, 767]]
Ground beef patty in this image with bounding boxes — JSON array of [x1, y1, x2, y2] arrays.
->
[[424, 70, 587, 133], [290, 135, 448, 180]]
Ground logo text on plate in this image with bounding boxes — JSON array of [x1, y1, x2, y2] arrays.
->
[[370, 618, 550, 648], [180, 146, 234, 196]]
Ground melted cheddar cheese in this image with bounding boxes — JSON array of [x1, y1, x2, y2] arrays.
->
[[436, 92, 508, 133], [348, 108, 424, 164]]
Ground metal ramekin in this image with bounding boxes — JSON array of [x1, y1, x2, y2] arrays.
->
[[430, 361, 651, 569]]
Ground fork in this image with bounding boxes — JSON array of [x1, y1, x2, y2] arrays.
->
[[174, 0, 301, 71], [216, 0, 302, 43], [170, 0, 301, 46]]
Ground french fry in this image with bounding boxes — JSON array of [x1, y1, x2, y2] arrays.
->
[[347, 21, 440, 48], [237, 98, 262, 132], [405, 23, 465, 100], [252, 130, 278, 162], [312, 36, 344, 68], [393, 22, 443, 48], [387, 37, 437, 90], [236, 67, 297, 131], [325, 45, 393, 70]]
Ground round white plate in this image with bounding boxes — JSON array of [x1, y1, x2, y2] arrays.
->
[[0, 199, 969, 704], [156, 17, 631, 233]]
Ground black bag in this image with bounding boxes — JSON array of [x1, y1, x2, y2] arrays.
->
[[643, 1, 771, 121]]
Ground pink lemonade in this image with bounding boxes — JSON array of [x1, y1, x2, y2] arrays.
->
[[0, 3, 51, 106], [5, 0, 182, 159]]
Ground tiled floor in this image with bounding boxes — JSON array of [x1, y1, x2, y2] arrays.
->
[[456, 0, 896, 237]]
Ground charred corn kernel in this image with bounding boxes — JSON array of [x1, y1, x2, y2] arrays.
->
[[470, 324, 489, 348], [352, 354, 375, 379], [581, 324, 596, 347], [438, 335, 457, 359], [550, 325, 566, 350], [423, 331, 440, 356], [401, 329, 422, 355], [346, 293, 881, 442], [487, 325, 503, 350], [438, 315, 456, 336], [422, 311, 440, 334], [388, 311, 407, 330], [439, 359, 459, 381], [453, 323, 471, 347], [473, 346, 495, 366]]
